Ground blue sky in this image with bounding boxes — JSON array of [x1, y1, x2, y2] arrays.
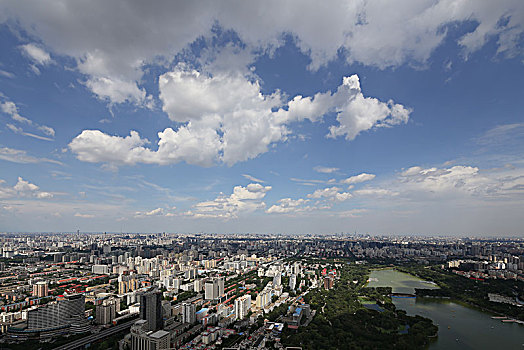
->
[[0, 1, 523, 235]]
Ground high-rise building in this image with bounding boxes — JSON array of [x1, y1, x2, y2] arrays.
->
[[217, 276, 224, 297], [234, 295, 252, 320], [92, 264, 109, 274], [139, 290, 163, 332], [184, 268, 197, 279], [205, 281, 216, 300], [289, 274, 297, 290], [193, 279, 203, 292], [273, 273, 282, 288], [256, 289, 271, 309], [32, 281, 49, 297], [131, 320, 170, 350], [26, 294, 89, 334], [182, 302, 196, 324], [292, 262, 301, 275], [119, 274, 139, 294], [205, 277, 225, 300], [96, 298, 117, 325]]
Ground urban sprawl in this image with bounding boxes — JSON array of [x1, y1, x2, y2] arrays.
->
[[0, 232, 523, 349]]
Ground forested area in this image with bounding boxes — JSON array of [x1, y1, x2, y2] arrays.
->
[[280, 263, 437, 349]]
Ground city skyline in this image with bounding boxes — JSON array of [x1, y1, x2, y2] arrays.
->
[[1, 1, 524, 235]]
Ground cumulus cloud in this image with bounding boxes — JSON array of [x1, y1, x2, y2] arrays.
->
[[134, 207, 176, 218], [0, 177, 53, 199], [266, 198, 311, 214], [144, 208, 164, 216], [268, 185, 354, 215], [342, 173, 376, 185], [327, 76, 410, 139], [275, 75, 410, 140], [159, 65, 286, 165], [68, 128, 220, 167], [185, 183, 271, 219], [70, 73, 408, 167], [307, 186, 352, 202]]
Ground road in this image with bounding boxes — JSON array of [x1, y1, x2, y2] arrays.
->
[[53, 319, 136, 350]]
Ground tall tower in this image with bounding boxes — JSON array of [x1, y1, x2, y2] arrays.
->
[[182, 302, 196, 324], [140, 290, 163, 331], [217, 276, 224, 297]]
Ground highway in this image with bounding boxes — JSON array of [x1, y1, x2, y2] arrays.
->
[[53, 319, 136, 350]]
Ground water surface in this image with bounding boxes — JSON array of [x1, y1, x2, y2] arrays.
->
[[368, 269, 524, 349]]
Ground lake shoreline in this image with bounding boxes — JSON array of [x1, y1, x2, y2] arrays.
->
[[368, 268, 524, 349]]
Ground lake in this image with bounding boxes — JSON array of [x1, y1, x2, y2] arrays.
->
[[368, 269, 524, 349]]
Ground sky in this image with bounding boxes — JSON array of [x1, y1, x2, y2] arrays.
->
[[0, 1, 523, 236]]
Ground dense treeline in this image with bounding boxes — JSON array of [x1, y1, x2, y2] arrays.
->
[[398, 265, 524, 320], [280, 263, 437, 349]]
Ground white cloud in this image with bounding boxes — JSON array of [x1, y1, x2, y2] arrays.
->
[[2, 1, 521, 107], [71, 73, 407, 167], [1, 101, 18, 117], [0, 69, 15, 78], [307, 186, 352, 202], [353, 188, 398, 197], [159, 65, 286, 165], [185, 183, 271, 219], [20, 43, 52, 66], [36, 191, 53, 199], [0, 177, 53, 199], [0, 147, 62, 165], [68, 130, 149, 165], [267, 185, 355, 215], [242, 174, 266, 183], [85, 76, 149, 106], [145, 208, 164, 216], [1, 99, 55, 140], [68, 127, 221, 167], [13, 177, 39, 192], [397, 165, 524, 200], [232, 183, 272, 200], [275, 75, 410, 140], [74, 212, 95, 218], [134, 207, 173, 218], [313, 166, 339, 174], [266, 198, 310, 214], [342, 172, 376, 185], [328, 76, 410, 140], [290, 177, 329, 185], [37, 125, 55, 137], [400, 165, 482, 194], [6, 123, 54, 141]]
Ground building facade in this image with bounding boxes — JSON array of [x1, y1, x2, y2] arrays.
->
[[139, 290, 163, 332]]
